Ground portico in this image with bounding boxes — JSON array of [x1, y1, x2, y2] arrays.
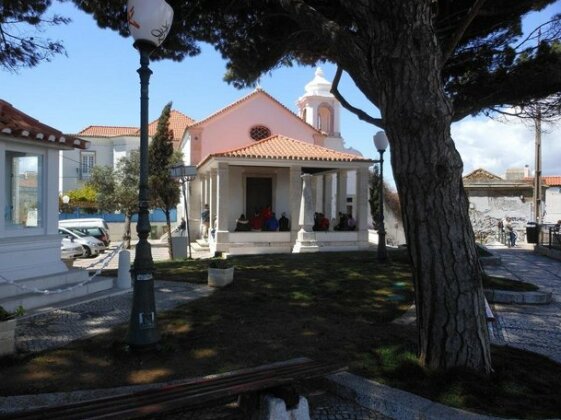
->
[[194, 135, 373, 256]]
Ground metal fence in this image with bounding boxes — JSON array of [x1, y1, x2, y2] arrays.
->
[[538, 224, 561, 250]]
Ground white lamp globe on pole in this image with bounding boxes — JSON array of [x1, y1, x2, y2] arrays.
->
[[373, 131, 389, 261], [374, 131, 389, 152]]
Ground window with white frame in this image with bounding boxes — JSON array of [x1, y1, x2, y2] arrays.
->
[[5, 151, 43, 228], [80, 151, 95, 178]]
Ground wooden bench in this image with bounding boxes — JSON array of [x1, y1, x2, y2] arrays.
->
[[5, 357, 345, 419]]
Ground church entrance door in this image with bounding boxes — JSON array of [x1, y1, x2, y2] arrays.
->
[[246, 177, 272, 216]]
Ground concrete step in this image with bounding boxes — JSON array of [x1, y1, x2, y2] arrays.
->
[[194, 239, 209, 249], [0, 269, 89, 300], [0, 274, 114, 313]]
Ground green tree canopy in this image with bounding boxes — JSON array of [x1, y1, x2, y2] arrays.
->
[[149, 101, 183, 258], [0, 0, 69, 71], [87, 151, 140, 248]]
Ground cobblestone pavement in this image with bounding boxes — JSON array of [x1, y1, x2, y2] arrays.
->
[[16, 281, 213, 353], [485, 246, 561, 364]]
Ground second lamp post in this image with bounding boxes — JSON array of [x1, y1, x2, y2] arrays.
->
[[373, 131, 389, 262]]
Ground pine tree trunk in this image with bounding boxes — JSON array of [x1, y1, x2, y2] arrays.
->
[[349, 1, 492, 373]]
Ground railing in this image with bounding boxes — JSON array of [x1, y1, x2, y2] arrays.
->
[[539, 224, 561, 250]]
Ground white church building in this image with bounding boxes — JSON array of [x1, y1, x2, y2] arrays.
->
[[61, 68, 375, 255]]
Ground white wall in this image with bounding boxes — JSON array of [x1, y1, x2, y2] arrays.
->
[[1, 137, 68, 280], [196, 93, 320, 160], [544, 187, 561, 223], [468, 196, 533, 242]]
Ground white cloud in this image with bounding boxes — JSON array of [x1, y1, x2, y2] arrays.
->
[[452, 116, 561, 177]]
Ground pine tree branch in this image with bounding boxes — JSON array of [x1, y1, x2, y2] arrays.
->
[[441, 0, 487, 64], [330, 66, 384, 128]]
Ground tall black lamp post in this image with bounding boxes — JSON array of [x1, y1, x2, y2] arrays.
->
[[170, 164, 197, 259], [125, 0, 174, 348], [374, 131, 389, 262]]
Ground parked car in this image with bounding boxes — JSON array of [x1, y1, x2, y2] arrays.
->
[[61, 237, 84, 260], [59, 227, 105, 257], [66, 226, 111, 247], [59, 219, 111, 246]]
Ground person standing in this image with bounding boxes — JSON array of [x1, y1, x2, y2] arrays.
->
[[504, 217, 516, 247], [200, 204, 210, 239], [179, 217, 186, 236]]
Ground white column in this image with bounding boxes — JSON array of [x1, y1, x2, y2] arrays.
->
[[337, 170, 348, 215], [293, 173, 319, 253], [356, 167, 369, 231], [210, 169, 217, 227], [299, 173, 314, 231], [324, 173, 334, 221], [216, 162, 229, 231], [356, 166, 370, 248], [289, 166, 301, 235]]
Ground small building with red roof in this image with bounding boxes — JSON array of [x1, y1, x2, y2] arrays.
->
[[0, 100, 94, 312], [60, 109, 193, 193]]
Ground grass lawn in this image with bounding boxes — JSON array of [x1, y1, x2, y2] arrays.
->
[[1, 251, 560, 418]]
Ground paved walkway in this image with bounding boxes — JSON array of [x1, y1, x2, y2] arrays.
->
[[8, 244, 561, 419], [484, 245, 561, 364]]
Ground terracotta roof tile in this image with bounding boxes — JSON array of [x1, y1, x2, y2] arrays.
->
[[202, 135, 372, 166], [543, 176, 561, 186], [78, 110, 194, 150], [0, 99, 88, 150], [146, 110, 194, 144], [78, 126, 138, 137]]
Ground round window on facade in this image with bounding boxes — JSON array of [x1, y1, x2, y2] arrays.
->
[[249, 125, 271, 141]]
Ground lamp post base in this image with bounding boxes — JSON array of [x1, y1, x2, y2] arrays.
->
[[377, 231, 387, 261], [126, 272, 161, 348]]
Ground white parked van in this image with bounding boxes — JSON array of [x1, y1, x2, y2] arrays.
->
[[59, 218, 111, 246]]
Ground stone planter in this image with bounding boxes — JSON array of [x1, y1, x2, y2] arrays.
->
[[0, 318, 17, 356], [208, 267, 234, 287]]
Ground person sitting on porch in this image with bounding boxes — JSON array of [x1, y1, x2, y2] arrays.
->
[[347, 214, 356, 231], [235, 214, 250, 232], [261, 205, 273, 225], [318, 213, 330, 231], [249, 210, 263, 231], [264, 212, 279, 231], [334, 212, 348, 231], [279, 212, 290, 231], [313, 212, 319, 231]]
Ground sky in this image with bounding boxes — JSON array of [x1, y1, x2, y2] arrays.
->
[[2, 2, 560, 187]]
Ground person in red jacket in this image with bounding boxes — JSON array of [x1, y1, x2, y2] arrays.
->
[[249, 210, 263, 231]]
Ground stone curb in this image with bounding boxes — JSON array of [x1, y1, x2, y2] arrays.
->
[[324, 372, 508, 420], [480, 256, 502, 266], [484, 289, 552, 304]]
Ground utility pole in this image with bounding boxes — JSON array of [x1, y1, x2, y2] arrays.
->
[[533, 29, 543, 224], [534, 109, 542, 223]]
